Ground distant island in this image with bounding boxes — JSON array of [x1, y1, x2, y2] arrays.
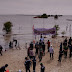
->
[[33, 13, 63, 18]]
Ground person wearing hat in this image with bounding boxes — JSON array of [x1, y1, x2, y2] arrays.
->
[[0, 64, 8, 72], [24, 57, 31, 72], [40, 63, 45, 72], [49, 45, 54, 59]]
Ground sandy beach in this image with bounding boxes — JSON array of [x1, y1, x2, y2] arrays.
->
[[0, 36, 72, 72]]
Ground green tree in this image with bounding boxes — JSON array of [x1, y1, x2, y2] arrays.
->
[[3, 21, 13, 34], [54, 25, 60, 35]]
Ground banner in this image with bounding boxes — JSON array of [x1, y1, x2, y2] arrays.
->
[[34, 27, 56, 35]]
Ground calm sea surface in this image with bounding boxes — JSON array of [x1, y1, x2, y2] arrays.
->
[[0, 15, 72, 50]]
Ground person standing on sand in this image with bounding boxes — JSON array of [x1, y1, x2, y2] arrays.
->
[[24, 57, 31, 72], [47, 40, 50, 52], [39, 40, 42, 46], [40, 35, 44, 43], [42, 42, 45, 55], [63, 38, 67, 46], [69, 44, 72, 58], [58, 49, 63, 62], [49, 45, 54, 59], [0, 64, 8, 72], [63, 45, 68, 58], [39, 45, 43, 62], [29, 48, 34, 59], [60, 42, 62, 51], [30, 42, 33, 50], [27, 47, 30, 57], [69, 37, 72, 45], [58, 42, 63, 62], [35, 42, 39, 56], [40, 34, 44, 42], [40, 63, 45, 72], [0, 45, 3, 56], [32, 56, 36, 72]]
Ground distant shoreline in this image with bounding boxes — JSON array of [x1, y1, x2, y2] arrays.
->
[[0, 14, 71, 16]]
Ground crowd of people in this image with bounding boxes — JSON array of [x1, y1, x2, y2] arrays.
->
[[24, 34, 54, 72], [58, 37, 72, 62], [0, 34, 72, 72], [24, 35, 72, 72]]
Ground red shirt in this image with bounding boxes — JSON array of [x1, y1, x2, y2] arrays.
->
[[47, 41, 50, 47]]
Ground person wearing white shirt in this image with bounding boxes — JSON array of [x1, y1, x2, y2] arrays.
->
[[40, 35, 44, 42], [49, 45, 54, 59]]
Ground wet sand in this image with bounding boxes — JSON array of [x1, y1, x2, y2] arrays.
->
[[0, 36, 72, 72]]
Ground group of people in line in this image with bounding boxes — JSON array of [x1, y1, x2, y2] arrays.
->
[[0, 34, 72, 72], [58, 37, 72, 62]]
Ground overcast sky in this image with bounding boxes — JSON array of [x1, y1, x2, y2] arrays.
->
[[0, 0, 72, 15]]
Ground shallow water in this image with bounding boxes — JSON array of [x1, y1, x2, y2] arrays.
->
[[0, 15, 72, 50]]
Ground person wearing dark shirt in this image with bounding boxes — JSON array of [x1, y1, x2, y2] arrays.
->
[[63, 45, 68, 58], [27, 47, 30, 57], [9, 41, 13, 49], [58, 49, 63, 62], [13, 39, 17, 47], [40, 63, 45, 72], [35, 42, 39, 55], [32, 56, 36, 72], [39, 46, 43, 62], [69, 44, 72, 58], [39, 40, 42, 46], [24, 57, 31, 72], [0, 64, 8, 72], [60, 42, 62, 51], [69, 37, 72, 45], [64, 38, 67, 46], [30, 42, 33, 50], [42, 42, 45, 55], [0, 45, 3, 56]]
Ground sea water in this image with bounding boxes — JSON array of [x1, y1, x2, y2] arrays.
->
[[0, 15, 72, 50]]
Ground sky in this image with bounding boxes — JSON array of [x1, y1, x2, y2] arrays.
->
[[0, 0, 72, 15]]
